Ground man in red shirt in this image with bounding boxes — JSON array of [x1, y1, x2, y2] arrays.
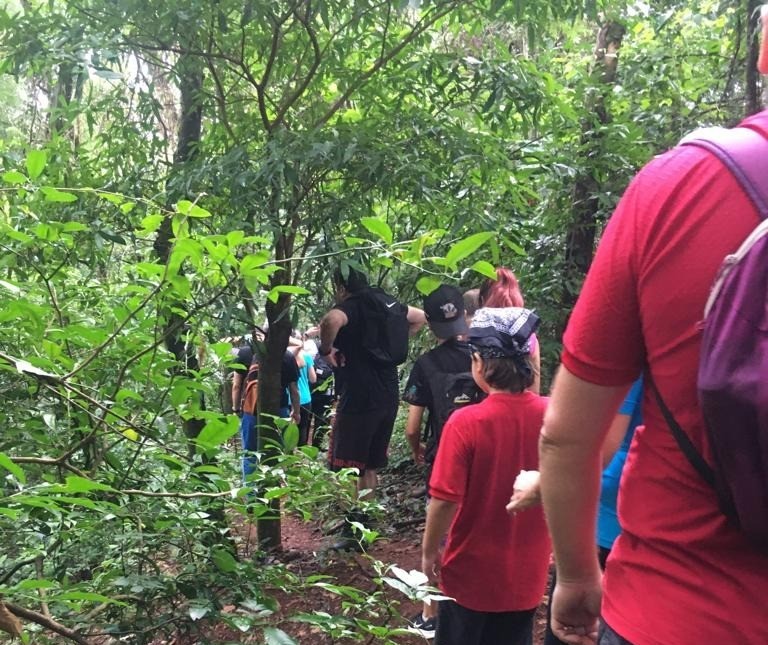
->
[[539, 109, 768, 645]]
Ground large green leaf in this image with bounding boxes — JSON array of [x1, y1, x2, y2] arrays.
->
[[25, 150, 46, 179], [196, 416, 239, 450], [443, 232, 494, 269], [0, 452, 25, 483], [415, 275, 441, 295], [2, 170, 27, 184], [266, 285, 310, 303], [360, 217, 393, 245], [40, 186, 78, 203]]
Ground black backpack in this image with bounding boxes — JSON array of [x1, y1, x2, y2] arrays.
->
[[421, 353, 486, 464], [353, 287, 410, 366], [312, 354, 335, 397]]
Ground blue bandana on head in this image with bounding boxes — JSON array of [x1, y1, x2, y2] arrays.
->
[[468, 307, 540, 367]]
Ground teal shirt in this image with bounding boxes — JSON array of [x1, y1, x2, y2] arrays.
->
[[597, 377, 643, 549], [296, 352, 314, 405]]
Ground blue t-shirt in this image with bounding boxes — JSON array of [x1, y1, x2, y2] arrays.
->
[[597, 377, 643, 549], [296, 352, 314, 405]]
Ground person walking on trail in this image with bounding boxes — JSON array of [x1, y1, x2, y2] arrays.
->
[[538, 100, 768, 644], [422, 307, 550, 645], [478, 267, 541, 394], [402, 284, 481, 639], [318, 267, 425, 548], [232, 327, 300, 482], [289, 338, 316, 447]]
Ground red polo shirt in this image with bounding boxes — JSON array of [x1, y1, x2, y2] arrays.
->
[[429, 391, 551, 612]]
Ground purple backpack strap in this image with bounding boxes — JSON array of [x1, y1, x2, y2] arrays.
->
[[680, 124, 768, 220]]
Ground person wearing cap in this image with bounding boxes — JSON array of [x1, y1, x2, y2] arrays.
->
[[402, 284, 476, 638], [422, 307, 551, 645]]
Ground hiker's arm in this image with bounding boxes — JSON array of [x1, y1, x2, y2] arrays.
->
[[422, 497, 457, 583], [308, 364, 317, 385], [407, 306, 427, 336], [289, 382, 300, 422], [405, 405, 426, 463], [509, 410, 631, 514], [506, 470, 541, 513], [540, 367, 627, 578], [319, 309, 348, 365], [231, 371, 245, 413], [539, 367, 628, 644], [601, 412, 631, 468]]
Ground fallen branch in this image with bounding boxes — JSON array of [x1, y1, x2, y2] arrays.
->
[[5, 602, 90, 644]]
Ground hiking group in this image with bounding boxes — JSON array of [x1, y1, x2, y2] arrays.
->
[[230, 34, 768, 645]]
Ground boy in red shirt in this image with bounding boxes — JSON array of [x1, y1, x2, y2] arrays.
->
[[422, 307, 551, 645]]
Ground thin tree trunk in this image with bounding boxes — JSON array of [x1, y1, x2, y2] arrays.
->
[[746, 0, 761, 115], [561, 21, 625, 326], [153, 52, 205, 451], [255, 204, 297, 550]]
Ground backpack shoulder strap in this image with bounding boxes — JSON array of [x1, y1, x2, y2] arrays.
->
[[646, 371, 716, 489], [680, 124, 768, 220]]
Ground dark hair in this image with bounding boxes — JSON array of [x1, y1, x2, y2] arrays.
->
[[333, 266, 369, 293], [463, 288, 480, 317], [475, 354, 534, 392], [479, 267, 524, 308]]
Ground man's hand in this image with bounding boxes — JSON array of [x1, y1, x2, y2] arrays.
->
[[411, 441, 426, 464], [326, 347, 345, 368], [421, 550, 442, 584], [550, 576, 602, 645]]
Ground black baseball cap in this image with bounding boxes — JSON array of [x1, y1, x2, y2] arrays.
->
[[423, 285, 469, 339]]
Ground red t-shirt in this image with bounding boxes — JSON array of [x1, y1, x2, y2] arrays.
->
[[429, 391, 551, 612], [562, 111, 768, 645]]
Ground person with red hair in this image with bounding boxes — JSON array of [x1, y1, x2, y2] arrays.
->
[[479, 268, 541, 394]]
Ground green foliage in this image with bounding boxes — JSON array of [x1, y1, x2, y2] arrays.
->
[[0, 0, 757, 639]]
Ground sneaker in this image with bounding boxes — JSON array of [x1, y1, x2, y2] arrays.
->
[[410, 612, 436, 639]]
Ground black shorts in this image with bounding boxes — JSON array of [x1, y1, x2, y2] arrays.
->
[[436, 600, 535, 645], [598, 622, 634, 645], [327, 405, 397, 473]]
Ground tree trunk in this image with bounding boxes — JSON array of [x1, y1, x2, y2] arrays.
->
[[254, 218, 297, 551], [153, 52, 205, 452], [746, 0, 761, 115], [561, 21, 625, 327]]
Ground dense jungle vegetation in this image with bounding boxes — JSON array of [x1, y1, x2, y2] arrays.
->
[[0, 0, 764, 642]]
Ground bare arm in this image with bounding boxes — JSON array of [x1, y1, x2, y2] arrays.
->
[[539, 366, 628, 644], [508, 410, 632, 513], [601, 412, 631, 468], [421, 497, 458, 583], [308, 364, 317, 385], [407, 306, 427, 336], [231, 371, 245, 412], [319, 308, 348, 366], [288, 382, 301, 422], [405, 405, 426, 463]]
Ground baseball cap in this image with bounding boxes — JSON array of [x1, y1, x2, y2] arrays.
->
[[423, 285, 469, 339]]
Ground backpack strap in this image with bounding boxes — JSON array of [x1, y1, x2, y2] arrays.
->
[[646, 372, 716, 489], [680, 124, 768, 220]]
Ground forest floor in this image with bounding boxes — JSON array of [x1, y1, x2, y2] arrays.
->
[[186, 454, 551, 645]]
